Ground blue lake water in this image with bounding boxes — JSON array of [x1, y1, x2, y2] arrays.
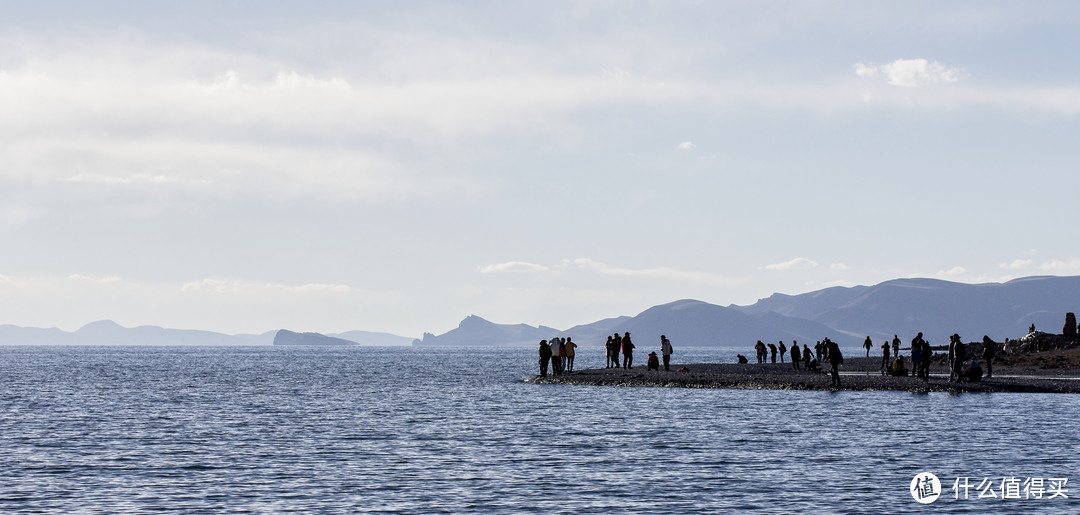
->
[[1, 345, 1077, 513]]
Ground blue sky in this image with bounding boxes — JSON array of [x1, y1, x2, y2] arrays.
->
[[1, 1, 1079, 336]]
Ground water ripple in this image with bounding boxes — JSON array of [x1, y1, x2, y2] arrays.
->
[[1, 346, 1078, 513]]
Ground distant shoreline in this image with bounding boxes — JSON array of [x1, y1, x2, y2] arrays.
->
[[530, 352, 1080, 394]]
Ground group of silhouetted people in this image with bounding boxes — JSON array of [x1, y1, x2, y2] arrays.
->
[[750, 338, 842, 382], [537, 337, 577, 377], [875, 332, 997, 382], [538, 330, 1004, 386], [539, 333, 677, 376], [604, 332, 635, 369]]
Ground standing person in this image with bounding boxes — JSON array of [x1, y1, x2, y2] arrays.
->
[[622, 332, 635, 369], [768, 343, 778, 363], [565, 337, 577, 372], [802, 343, 812, 370], [863, 336, 873, 357], [911, 333, 924, 379], [791, 342, 801, 371], [612, 333, 622, 369], [559, 338, 568, 374], [660, 335, 674, 372], [538, 340, 552, 377], [605, 336, 615, 368], [551, 338, 564, 375], [778, 341, 787, 363], [950, 335, 966, 383], [892, 335, 901, 359], [982, 336, 996, 378], [920, 338, 932, 382], [814, 341, 823, 362], [827, 339, 843, 388], [880, 340, 891, 375], [947, 335, 958, 381]]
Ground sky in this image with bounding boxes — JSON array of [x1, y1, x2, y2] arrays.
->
[[2, 1, 1079, 337]]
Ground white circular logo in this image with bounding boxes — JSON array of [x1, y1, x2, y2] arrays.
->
[[910, 472, 941, 504]]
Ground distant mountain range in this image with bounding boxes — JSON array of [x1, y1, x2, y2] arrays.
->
[[2, 276, 1077, 348], [0, 321, 415, 346], [414, 276, 1080, 349]]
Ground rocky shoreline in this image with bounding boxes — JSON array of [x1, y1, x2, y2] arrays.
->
[[529, 351, 1080, 394]]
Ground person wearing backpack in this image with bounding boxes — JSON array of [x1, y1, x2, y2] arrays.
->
[[660, 335, 674, 371]]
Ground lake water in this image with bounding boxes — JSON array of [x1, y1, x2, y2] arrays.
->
[[1, 345, 1077, 513]]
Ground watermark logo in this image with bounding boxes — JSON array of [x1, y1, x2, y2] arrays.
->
[[911, 472, 941, 504], [910, 474, 1069, 503]]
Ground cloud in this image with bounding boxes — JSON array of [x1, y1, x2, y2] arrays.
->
[[762, 257, 818, 271], [829, 263, 848, 270], [854, 58, 961, 87], [677, 141, 695, 150], [998, 259, 1032, 270], [934, 266, 967, 278], [478, 261, 551, 274], [821, 279, 854, 288], [67, 274, 122, 283], [0, 272, 406, 333], [565, 258, 742, 286], [1040, 258, 1080, 272], [179, 278, 352, 295]]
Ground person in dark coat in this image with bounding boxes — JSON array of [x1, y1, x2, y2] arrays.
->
[[538, 340, 552, 377], [621, 332, 635, 369], [880, 340, 891, 375], [647, 351, 660, 371], [768, 343, 778, 363], [863, 336, 873, 357], [611, 333, 622, 368], [827, 339, 843, 387], [950, 335, 966, 382], [791, 342, 801, 371], [920, 338, 932, 382], [605, 336, 615, 368], [911, 332, 927, 378], [982, 335, 996, 378]]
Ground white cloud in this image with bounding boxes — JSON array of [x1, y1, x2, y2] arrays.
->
[[478, 261, 551, 274], [762, 257, 818, 271], [67, 274, 121, 283], [0, 272, 393, 333], [1040, 259, 1080, 272], [822, 279, 854, 288], [854, 58, 961, 87], [3, 37, 1079, 211], [998, 259, 1032, 270], [934, 266, 967, 278], [830, 263, 848, 270], [561, 258, 740, 286], [180, 278, 351, 295]]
